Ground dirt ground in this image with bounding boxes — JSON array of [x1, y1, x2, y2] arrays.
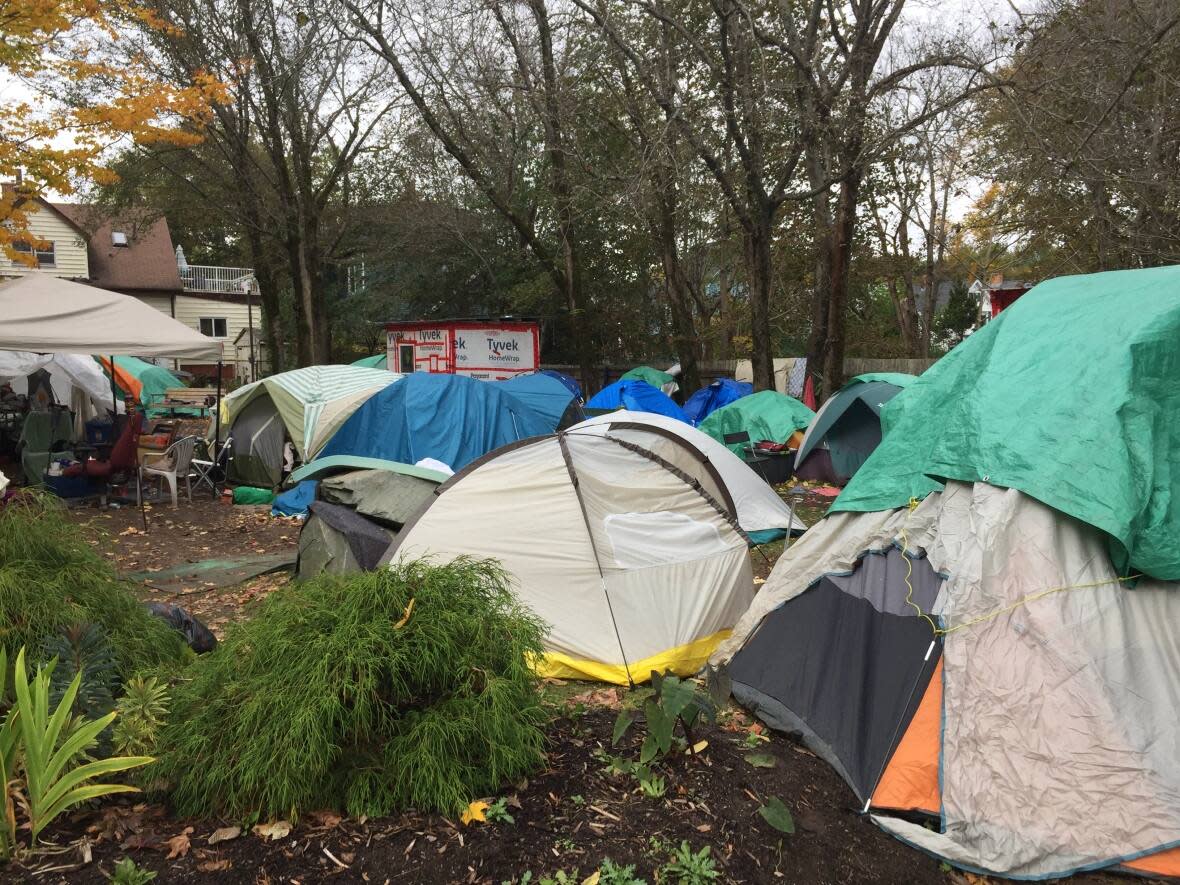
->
[[28, 490, 1140, 884]]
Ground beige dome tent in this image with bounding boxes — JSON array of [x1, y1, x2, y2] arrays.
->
[[385, 430, 754, 685]]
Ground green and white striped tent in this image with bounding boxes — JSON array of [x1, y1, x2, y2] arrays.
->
[[220, 366, 401, 485]]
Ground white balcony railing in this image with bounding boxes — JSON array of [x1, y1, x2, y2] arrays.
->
[[180, 264, 254, 296]]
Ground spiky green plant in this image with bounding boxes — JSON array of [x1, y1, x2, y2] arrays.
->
[[154, 558, 548, 818], [43, 624, 118, 721], [111, 677, 169, 758], [0, 495, 189, 679]]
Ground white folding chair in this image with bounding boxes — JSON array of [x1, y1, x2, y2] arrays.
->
[[191, 435, 232, 496], [139, 435, 199, 508]]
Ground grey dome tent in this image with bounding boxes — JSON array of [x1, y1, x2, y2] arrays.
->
[[226, 393, 286, 487], [793, 373, 913, 484]]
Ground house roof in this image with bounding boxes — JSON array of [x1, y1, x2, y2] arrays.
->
[[51, 203, 183, 293]]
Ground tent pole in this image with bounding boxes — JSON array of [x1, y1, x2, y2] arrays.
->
[[108, 355, 118, 418], [214, 358, 222, 457]]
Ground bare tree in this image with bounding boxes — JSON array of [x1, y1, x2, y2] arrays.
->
[[344, 0, 600, 390]]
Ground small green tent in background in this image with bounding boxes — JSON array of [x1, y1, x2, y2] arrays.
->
[[620, 365, 677, 394], [794, 373, 915, 483], [95, 355, 185, 411], [351, 354, 387, 370], [698, 390, 815, 456]]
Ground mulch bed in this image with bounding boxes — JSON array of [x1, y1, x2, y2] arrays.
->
[[11, 705, 948, 884]]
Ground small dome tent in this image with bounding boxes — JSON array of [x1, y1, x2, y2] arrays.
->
[[316, 372, 552, 472], [387, 430, 754, 685], [793, 373, 914, 484], [682, 378, 752, 425], [571, 410, 807, 542], [493, 372, 585, 430], [586, 379, 688, 422], [710, 266, 1180, 880]]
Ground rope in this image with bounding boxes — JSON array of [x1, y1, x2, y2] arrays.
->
[[897, 496, 1140, 637]]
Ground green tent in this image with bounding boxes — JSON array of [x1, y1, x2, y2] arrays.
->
[[351, 354, 387, 369], [96, 356, 184, 410], [794, 374, 915, 483], [833, 264, 1180, 580], [698, 390, 815, 456], [621, 365, 676, 392]]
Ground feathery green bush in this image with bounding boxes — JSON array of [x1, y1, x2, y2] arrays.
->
[[154, 558, 548, 818], [0, 495, 189, 678]]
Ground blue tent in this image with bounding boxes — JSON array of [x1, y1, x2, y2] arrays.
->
[[683, 379, 753, 425], [493, 372, 584, 431], [585, 379, 689, 423], [316, 373, 552, 472], [541, 369, 583, 401]]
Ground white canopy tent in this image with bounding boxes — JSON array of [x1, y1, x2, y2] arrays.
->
[[0, 274, 222, 359], [0, 273, 223, 505]]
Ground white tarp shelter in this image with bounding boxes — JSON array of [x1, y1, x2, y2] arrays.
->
[[0, 274, 222, 359]]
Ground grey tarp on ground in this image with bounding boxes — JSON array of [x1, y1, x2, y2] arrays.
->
[[227, 394, 285, 488], [319, 469, 438, 527], [297, 501, 393, 579]]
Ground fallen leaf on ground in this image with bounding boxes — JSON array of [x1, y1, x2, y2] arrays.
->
[[460, 800, 489, 825], [253, 820, 292, 841], [569, 687, 620, 710], [581, 872, 600, 885], [165, 827, 193, 858], [689, 739, 709, 754], [197, 858, 233, 872], [208, 826, 241, 844], [306, 810, 343, 829], [745, 752, 777, 768], [394, 597, 415, 629]]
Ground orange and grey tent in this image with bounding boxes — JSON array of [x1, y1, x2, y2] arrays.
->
[[711, 482, 1180, 879]]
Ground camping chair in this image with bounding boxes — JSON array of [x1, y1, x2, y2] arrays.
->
[[190, 435, 233, 496], [723, 429, 773, 484], [138, 435, 199, 508]]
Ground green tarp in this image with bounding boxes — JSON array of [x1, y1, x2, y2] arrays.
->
[[833, 265, 1180, 580], [698, 390, 815, 455], [621, 365, 675, 390], [846, 372, 916, 389], [351, 354, 387, 369]]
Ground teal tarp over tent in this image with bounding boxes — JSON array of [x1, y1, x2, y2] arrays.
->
[[351, 354, 387, 369], [698, 390, 815, 456], [833, 265, 1180, 580]]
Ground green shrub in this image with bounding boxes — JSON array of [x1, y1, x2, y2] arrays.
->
[[0, 495, 189, 678], [154, 558, 548, 818]]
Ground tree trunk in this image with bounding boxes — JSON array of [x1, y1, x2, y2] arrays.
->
[[743, 214, 775, 392], [244, 223, 285, 373], [718, 261, 733, 361], [820, 170, 862, 398]]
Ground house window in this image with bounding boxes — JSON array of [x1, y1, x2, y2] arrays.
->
[[199, 317, 228, 338], [12, 239, 55, 267]]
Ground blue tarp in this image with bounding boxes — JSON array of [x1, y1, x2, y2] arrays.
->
[[541, 369, 583, 401], [683, 379, 753, 425], [316, 373, 552, 471], [494, 373, 582, 431], [271, 480, 318, 518], [585, 379, 689, 422]]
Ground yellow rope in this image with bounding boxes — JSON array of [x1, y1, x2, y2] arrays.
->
[[896, 497, 1138, 636]]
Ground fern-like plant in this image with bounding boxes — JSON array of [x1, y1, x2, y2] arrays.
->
[[5, 647, 152, 855], [111, 677, 169, 758]]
